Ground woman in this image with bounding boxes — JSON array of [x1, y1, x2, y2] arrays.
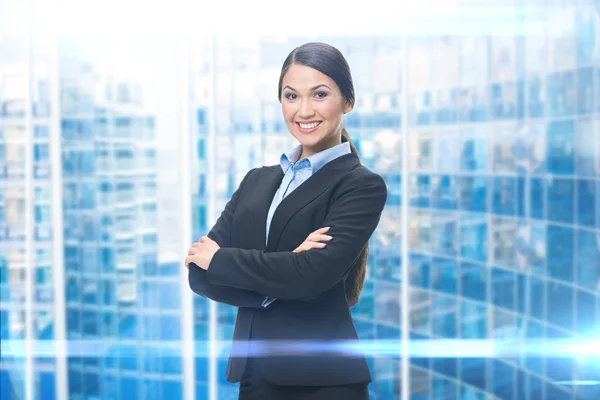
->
[[185, 42, 387, 400]]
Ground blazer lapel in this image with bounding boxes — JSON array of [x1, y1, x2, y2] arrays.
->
[[266, 152, 361, 252], [251, 166, 284, 250]]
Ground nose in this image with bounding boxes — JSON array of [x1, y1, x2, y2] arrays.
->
[[298, 98, 315, 119]]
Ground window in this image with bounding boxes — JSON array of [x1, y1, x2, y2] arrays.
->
[[491, 268, 515, 311], [547, 177, 574, 223], [460, 262, 487, 302], [547, 225, 574, 282], [547, 120, 575, 175], [460, 213, 488, 263]]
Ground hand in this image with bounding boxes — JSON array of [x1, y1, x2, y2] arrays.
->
[[185, 236, 221, 270], [293, 227, 333, 253]]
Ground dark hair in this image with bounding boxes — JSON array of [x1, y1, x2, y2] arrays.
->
[[277, 42, 367, 308]]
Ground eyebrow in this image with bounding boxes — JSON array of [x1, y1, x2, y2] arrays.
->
[[283, 84, 332, 92]]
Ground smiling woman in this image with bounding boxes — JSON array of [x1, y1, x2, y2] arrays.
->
[[187, 41, 386, 400]]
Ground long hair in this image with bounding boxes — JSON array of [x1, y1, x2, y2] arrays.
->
[[277, 42, 367, 308]]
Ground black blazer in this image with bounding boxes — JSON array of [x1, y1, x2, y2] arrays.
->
[[188, 152, 387, 386]]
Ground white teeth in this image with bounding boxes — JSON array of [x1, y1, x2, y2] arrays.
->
[[299, 122, 321, 129]]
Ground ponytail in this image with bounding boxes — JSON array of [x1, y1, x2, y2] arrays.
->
[[341, 127, 359, 155], [340, 127, 368, 308]]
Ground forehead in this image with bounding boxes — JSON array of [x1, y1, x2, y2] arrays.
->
[[282, 64, 338, 90]]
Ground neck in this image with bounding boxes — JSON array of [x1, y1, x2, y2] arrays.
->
[[300, 127, 344, 159]]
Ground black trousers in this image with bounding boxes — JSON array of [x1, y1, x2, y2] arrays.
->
[[238, 358, 370, 400]]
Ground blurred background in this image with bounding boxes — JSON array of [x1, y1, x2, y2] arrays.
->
[[1, 0, 599, 399]]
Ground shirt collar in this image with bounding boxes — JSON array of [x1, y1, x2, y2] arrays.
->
[[280, 141, 351, 174]]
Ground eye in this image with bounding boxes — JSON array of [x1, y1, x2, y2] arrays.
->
[[284, 93, 297, 100], [314, 91, 328, 99]]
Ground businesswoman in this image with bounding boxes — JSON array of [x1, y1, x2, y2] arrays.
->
[[185, 42, 387, 400]]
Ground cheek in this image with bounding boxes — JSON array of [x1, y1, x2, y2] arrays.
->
[[281, 103, 297, 121], [317, 100, 344, 120]]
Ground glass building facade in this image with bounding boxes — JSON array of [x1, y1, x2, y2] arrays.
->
[[1, 1, 599, 399]]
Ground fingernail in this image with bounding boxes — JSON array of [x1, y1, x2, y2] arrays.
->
[[324, 235, 333, 240], [319, 243, 327, 247], [324, 227, 330, 230]]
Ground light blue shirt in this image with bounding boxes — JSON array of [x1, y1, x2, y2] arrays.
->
[[262, 141, 351, 307]]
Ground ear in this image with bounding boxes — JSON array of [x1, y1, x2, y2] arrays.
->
[[343, 101, 353, 114]]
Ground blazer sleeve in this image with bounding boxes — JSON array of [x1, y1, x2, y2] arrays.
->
[[188, 167, 267, 309], [205, 173, 387, 301]]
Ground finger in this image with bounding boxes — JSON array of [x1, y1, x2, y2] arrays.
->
[[307, 233, 333, 243], [311, 227, 330, 235], [305, 241, 326, 248], [293, 244, 313, 253], [184, 256, 193, 268], [199, 236, 210, 243]]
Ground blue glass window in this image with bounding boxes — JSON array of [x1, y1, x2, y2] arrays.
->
[[492, 360, 515, 399], [68, 370, 81, 395], [493, 177, 517, 216], [460, 135, 488, 172], [34, 143, 49, 162], [431, 175, 457, 210], [492, 268, 515, 310], [460, 262, 487, 302], [576, 229, 600, 291], [432, 377, 457, 399], [577, 67, 594, 114], [77, 150, 94, 176], [431, 257, 457, 295], [460, 301, 486, 339], [575, 119, 597, 177], [34, 125, 49, 138], [100, 248, 114, 272], [432, 295, 457, 338], [161, 348, 182, 375], [142, 315, 161, 340], [409, 175, 430, 207], [596, 66, 600, 113], [81, 247, 97, 274], [160, 282, 181, 310], [409, 255, 430, 289], [101, 280, 115, 306], [120, 377, 138, 399], [528, 277, 545, 321], [66, 308, 80, 337], [546, 282, 573, 329], [432, 212, 458, 257], [82, 311, 98, 337], [436, 131, 459, 172], [160, 315, 181, 340], [460, 214, 488, 262], [546, 225, 574, 282], [102, 312, 116, 337], [142, 282, 160, 308], [460, 358, 487, 391], [80, 183, 96, 209], [547, 119, 575, 175], [547, 71, 576, 117], [62, 119, 77, 139], [528, 75, 545, 118], [82, 279, 98, 304], [547, 177, 574, 223], [118, 314, 137, 339], [575, 289, 596, 334], [459, 177, 487, 212], [577, 179, 597, 227]]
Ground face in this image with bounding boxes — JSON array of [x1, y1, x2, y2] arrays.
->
[[280, 64, 352, 158]]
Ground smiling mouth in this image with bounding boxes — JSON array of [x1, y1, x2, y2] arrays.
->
[[296, 121, 322, 130]]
